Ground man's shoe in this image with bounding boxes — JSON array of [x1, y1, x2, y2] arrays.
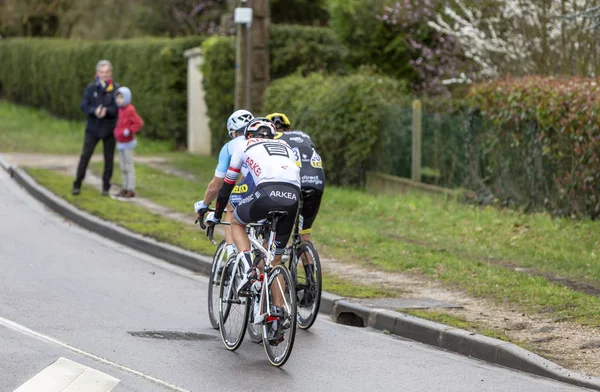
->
[[102, 189, 109, 196], [72, 187, 80, 196], [125, 191, 136, 198], [117, 189, 128, 198]]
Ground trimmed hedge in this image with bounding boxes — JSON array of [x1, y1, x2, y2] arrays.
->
[[201, 25, 348, 152], [0, 36, 204, 142], [468, 76, 600, 218], [263, 71, 407, 186]]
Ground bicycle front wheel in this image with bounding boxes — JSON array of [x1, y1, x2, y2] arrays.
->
[[293, 242, 322, 330], [262, 265, 297, 367], [208, 240, 226, 330], [218, 259, 249, 351]]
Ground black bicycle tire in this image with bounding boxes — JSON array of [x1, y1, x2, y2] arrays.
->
[[208, 240, 226, 330], [263, 265, 297, 367], [295, 241, 322, 330], [218, 258, 249, 351]]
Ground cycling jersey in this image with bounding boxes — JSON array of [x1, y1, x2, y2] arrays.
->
[[214, 136, 247, 178], [224, 138, 301, 189], [214, 138, 301, 253], [274, 130, 325, 192]]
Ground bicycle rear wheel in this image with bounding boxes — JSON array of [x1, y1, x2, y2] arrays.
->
[[208, 240, 226, 330], [262, 265, 297, 367], [218, 259, 249, 351], [292, 242, 322, 330]]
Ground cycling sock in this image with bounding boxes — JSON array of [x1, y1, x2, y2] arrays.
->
[[225, 243, 237, 258], [236, 250, 253, 272]]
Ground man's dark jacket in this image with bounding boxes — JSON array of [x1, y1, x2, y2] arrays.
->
[[80, 81, 120, 139]]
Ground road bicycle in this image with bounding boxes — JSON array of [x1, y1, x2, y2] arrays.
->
[[285, 189, 323, 330], [205, 210, 297, 367]]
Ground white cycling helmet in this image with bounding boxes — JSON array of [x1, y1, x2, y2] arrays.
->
[[226, 109, 254, 138], [244, 117, 277, 139]]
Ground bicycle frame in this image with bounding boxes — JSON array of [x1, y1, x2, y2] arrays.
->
[[218, 221, 292, 325]]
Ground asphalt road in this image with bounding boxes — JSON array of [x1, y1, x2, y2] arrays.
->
[[0, 169, 591, 392]]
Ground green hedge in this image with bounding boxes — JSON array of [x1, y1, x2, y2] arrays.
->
[[263, 71, 407, 186], [270, 25, 348, 79], [0, 36, 204, 142], [327, 0, 415, 81], [467, 76, 600, 218], [201, 25, 347, 152]]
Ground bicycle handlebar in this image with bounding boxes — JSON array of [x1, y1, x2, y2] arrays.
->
[[196, 207, 265, 246]]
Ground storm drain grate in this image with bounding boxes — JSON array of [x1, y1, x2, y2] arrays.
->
[[128, 331, 218, 341]]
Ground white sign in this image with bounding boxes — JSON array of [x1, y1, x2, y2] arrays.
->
[[234, 7, 253, 25]]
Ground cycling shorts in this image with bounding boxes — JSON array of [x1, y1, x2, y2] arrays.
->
[[299, 188, 323, 235], [234, 182, 300, 254]]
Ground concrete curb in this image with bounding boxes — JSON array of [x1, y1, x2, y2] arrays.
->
[[4, 161, 600, 391]]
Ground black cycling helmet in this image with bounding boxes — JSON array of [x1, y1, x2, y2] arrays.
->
[[244, 117, 277, 139]]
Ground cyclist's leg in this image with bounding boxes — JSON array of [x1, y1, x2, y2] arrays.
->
[[299, 188, 323, 243]]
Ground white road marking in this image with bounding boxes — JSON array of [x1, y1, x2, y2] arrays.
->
[[0, 316, 191, 392], [14, 357, 119, 392]]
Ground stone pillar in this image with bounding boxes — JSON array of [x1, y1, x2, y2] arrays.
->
[[184, 47, 211, 156], [250, 0, 270, 113]]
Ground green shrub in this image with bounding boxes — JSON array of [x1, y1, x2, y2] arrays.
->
[[327, 0, 415, 81], [263, 71, 407, 186], [468, 76, 600, 218], [200, 36, 236, 152], [270, 25, 348, 79], [201, 25, 347, 152], [0, 36, 204, 142]]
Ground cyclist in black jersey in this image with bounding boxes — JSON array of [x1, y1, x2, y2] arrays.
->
[[265, 113, 325, 245]]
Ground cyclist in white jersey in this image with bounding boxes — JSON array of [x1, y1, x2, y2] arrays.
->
[[194, 110, 254, 259], [199, 118, 300, 342]]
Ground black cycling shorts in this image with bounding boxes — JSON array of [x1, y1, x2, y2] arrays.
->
[[299, 188, 323, 235], [234, 182, 300, 254]]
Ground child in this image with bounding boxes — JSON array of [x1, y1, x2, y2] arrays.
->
[[114, 86, 144, 199]]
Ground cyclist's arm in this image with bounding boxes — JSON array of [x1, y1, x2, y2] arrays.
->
[[201, 144, 230, 205], [214, 147, 244, 220]]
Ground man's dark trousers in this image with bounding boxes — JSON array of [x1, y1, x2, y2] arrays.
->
[[74, 133, 116, 191]]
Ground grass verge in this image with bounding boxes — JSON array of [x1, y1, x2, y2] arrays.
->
[[0, 100, 173, 155], [27, 167, 217, 256], [402, 309, 521, 345]]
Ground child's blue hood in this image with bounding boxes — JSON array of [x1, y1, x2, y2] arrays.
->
[[117, 86, 131, 106]]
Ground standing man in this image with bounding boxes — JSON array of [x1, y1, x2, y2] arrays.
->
[[73, 60, 120, 196]]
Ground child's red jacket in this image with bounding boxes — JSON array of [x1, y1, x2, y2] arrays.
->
[[114, 104, 143, 143]]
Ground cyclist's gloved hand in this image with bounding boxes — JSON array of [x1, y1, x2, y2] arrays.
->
[[194, 200, 209, 229], [123, 128, 131, 137], [204, 212, 220, 236]]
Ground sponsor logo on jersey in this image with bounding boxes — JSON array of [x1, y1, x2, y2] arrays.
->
[[269, 190, 298, 200], [245, 156, 262, 176], [232, 184, 249, 194], [301, 175, 324, 186], [310, 150, 323, 168], [289, 137, 304, 143]]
